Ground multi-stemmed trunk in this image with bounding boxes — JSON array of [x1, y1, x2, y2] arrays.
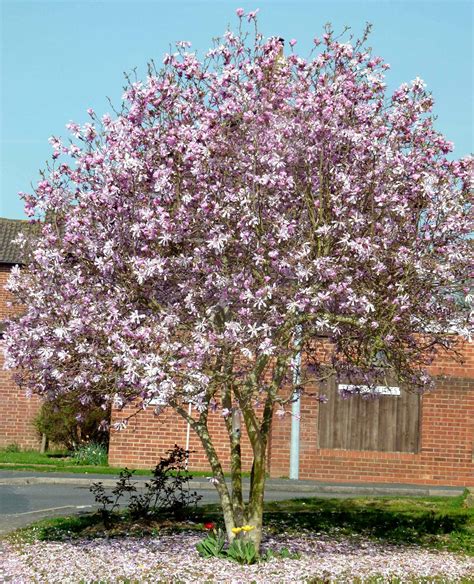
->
[[243, 442, 267, 550], [190, 409, 269, 551], [177, 352, 287, 553]]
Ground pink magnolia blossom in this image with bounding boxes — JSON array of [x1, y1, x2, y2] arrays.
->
[[4, 12, 472, 548], [247, 9, 259, 21]]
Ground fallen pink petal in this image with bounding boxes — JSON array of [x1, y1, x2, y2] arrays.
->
[[1, 533, 473, 582]]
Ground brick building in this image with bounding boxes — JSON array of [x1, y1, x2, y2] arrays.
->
[[0, 216, 472, 486], [109, 341, 474, 487], [0, 218, 42, 449]]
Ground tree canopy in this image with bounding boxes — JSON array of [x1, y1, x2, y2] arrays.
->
[[5, 11, 472, 548]]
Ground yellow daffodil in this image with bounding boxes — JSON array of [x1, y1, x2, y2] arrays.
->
[[241, 525, 255, 532], [231, 527, 242, 534]]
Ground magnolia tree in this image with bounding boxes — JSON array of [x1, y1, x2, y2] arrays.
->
[[5, 11, 472, 550]]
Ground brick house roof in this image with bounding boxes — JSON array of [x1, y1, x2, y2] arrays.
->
[[0, 218, 35, 265]]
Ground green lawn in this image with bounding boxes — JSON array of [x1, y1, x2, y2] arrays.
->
[[0, 448, 244, 477], [6, 492, 473, 556], [0, 448, 145, 475], [263, 493, 474, 555], [0, 449, 69, 464], [0, 463, 154, 475]]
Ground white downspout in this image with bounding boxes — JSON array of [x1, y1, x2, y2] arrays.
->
[[185, 401, 192, 469], [289, 324, 302, 480]]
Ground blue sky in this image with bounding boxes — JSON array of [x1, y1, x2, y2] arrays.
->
[[1, 0, 472, 219]]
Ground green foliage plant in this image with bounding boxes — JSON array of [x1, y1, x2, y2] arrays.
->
[[4, 443, 21, 452], [196, 524, 297, 564], [226, 538, 259, 565], [90, 446, 201, 527], [197, 523, 265, 565], [90, 468, 136, 528], [195, 528, 226, 558], [127, 445, 201, 520], [34, 394, 110, 450], [72, 442, 108, 465]]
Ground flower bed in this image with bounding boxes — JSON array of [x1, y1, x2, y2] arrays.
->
[[1, 533, 473, 583]]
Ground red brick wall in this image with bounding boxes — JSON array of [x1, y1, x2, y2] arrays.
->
[[0, 264, 42, 450], [0, 265, 13, 320], [109, 339, 474, 487], [270, 340, 474, 486], [269, 376, 473, 487], [0, 351, 42, 449], [109, 404, 260, 472]]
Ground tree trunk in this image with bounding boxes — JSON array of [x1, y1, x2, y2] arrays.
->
[[196, 422, 238, 542], [244, 444, 267, 551], [175, 402, 239, 543], [40, 433, 48, 454], [229, 416, 245, 527], [195, 413, 268, 551], [177, 349, 276, 553], [219, 436, 267, 551]]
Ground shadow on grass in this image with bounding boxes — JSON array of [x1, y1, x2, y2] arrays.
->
[[264, 495, 473, 553], [7, 494, 473, 555]]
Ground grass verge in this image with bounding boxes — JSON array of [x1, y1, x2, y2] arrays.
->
[[264, 492, 473, 555], [0, 449, 71, 465], [0, 447, 149, 475], [0, 448, 249, 477], [0, 462, 152, 475]]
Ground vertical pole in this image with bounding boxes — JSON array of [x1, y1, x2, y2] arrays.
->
[[289, 324, 302, 480], [185, 401, 192, 469], [231, 408, 241, 437]]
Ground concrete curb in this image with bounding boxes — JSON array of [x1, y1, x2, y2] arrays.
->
[[0, 475, 465, 497]]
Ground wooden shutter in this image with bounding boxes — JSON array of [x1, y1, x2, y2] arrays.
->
[[318, 379, 420, 453]]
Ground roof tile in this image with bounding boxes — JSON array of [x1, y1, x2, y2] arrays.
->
[[0, 218, 36, 265]]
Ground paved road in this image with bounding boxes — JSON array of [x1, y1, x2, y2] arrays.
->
[[0, 476, 332, 534], [0, 470, 464, 535], [0, 483, 335, 534], [0, 483, 223, 534]]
